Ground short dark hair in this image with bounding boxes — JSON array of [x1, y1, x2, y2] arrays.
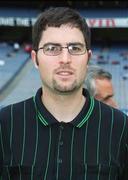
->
[[32, 7, 91, 51]]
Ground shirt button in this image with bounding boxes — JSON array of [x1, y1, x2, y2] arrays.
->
[[60, 125, 64, 130], [58, 159, 62, 164], [59, 141, 63, 146]]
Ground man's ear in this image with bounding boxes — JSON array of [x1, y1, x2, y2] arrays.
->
[[31, 50, 39, 69], [87, 50, 92, 63]]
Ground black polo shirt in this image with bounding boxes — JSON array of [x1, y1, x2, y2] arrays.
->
[[0, 88, 128, 180]]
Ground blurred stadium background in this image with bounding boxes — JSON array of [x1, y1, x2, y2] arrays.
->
[[0, 0, 128, 115]]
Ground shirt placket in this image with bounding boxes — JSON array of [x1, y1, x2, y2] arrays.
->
[[56, 124, 64, 180]]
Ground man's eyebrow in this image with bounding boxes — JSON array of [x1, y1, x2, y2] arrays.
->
[[43, 42, 61, 46], [67, 42, 85, 45]]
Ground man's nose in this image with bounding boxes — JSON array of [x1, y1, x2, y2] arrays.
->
[[58, 48, 72, 64]]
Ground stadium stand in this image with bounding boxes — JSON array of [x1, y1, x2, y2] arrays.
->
[[90, 43, 128, 114], [0, 42, 30, 94]]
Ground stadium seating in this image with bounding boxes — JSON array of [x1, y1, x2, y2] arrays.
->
[[91, 44, 128, 113], [0, 42, 30, 93]]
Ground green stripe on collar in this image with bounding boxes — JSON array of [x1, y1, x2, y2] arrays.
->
[[33, 96, 48, 126], [77, 96, 95, 128]]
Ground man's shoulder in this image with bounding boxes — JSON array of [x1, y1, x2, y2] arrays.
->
[[0, 97, 34, 122], [94, 99, 128, 121]]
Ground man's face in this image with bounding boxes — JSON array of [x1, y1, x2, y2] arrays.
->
[[31, 25, 91, 94], [94, 78, 117, 108]]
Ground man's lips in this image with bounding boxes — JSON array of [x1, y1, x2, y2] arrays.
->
[[56, 71, 73, 76]]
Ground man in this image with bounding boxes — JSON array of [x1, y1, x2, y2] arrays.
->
[[0, 7, 128, 179], [85, 65, 118, 108]]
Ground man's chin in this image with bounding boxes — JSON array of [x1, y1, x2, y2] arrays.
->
[[54, 85, 80, 95], [53, 80, 83, 94]]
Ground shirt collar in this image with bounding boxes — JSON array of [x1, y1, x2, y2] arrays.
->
[[33, 88, 95, 128]]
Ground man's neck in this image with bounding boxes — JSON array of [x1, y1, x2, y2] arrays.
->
[[41, 88, 86, 123]]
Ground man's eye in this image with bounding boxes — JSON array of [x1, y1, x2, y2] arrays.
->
[[73, 46, 81, 51], [70, 45, 82, 51], [45, 45, 57, 51]]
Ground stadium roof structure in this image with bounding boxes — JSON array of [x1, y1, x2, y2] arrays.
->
[[0, 7, 128, 28], [1, 0, 128, 9]]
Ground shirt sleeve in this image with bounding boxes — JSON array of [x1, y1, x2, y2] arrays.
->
[[124, 126, 128, 179], [0, 107, 4, 176], [0, 122, 3, 176], [122, 116, 128, 180]]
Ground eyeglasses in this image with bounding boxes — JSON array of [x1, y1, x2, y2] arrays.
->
[[36, 43, 87, 56]]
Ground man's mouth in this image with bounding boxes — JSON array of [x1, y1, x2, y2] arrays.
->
[[57, 71, 73, 76]]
